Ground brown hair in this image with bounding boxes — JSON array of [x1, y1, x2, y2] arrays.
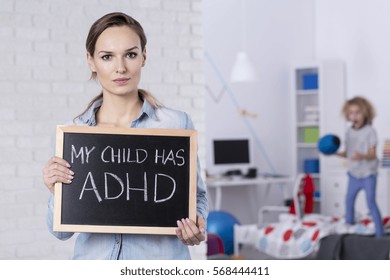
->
[[342, 96, 376, 125], [76, 12, 161, 121]]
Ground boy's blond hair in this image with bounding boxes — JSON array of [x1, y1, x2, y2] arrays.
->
[[342, 96, 376, 124]]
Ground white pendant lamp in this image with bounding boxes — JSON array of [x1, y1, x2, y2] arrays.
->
[[230, 51, 257, 83], [230, 0, 257, 83]]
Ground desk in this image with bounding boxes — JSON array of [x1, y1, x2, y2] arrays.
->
[[206, 176, 294, 211]]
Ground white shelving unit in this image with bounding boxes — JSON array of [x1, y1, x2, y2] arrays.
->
[[291, 60, 346, 213]]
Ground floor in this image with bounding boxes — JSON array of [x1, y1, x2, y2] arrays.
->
[[237, 244, 278, 260], [208, 243, 318, 260]]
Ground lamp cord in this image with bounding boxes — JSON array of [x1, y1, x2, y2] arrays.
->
[[204, 51, 276, 173]]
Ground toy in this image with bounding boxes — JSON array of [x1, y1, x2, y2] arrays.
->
[[318, 134, 340, 155], [207, 211, 240, 255], [206, 233, 225, 256]]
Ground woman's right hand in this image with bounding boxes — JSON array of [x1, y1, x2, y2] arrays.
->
[[43, 156, 74, 193]]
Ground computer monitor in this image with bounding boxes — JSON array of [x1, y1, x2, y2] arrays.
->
[[207, 137, 253, 176]]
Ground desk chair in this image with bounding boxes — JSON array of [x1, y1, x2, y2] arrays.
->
[[258, 173, 305, 225]]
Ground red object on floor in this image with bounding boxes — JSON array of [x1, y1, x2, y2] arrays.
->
[[207, 233, 225, 256]]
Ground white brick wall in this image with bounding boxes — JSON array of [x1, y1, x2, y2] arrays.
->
[[0, 0, 206, 259]]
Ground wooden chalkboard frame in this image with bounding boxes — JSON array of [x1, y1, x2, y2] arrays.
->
[[53, 125, 197, 235]]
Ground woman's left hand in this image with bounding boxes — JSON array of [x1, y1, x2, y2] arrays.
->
[[176, 216, 206, 246]]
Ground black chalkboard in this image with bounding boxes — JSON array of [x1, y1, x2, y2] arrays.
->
[[53, 126, 197, 235]]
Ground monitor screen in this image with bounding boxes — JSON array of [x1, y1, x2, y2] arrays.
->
[[213, 139, 250, 165]]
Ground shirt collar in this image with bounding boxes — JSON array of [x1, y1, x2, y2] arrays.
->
[[77, 95, 158, 126], [139, 96, 158, 121]]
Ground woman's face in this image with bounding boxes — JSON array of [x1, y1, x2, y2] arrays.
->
[[347, 104, 365, 128], [87, 26, 145, 97]]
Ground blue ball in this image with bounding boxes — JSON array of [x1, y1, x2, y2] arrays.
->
[[207, 211, 240, 255], [318, 134, 340, 155]]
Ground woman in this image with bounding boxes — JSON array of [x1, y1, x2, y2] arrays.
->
[[43, 12, 208, 259]]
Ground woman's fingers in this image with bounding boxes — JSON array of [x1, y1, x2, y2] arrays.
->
[[50, 156, 71, 167], [43, 156, 73, 192], [175, 223, 188, 245], [177, 220, 194, 245], [183, 218, 202, 245], [46, 169, 73, 184], [176, 218, 206, 246]]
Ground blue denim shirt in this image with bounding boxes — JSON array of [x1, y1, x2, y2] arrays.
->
[[46, 97, 208, 259]]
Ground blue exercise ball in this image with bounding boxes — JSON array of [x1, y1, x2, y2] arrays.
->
[[318, 134, 340, 155], [207, 211, 240, 255]]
